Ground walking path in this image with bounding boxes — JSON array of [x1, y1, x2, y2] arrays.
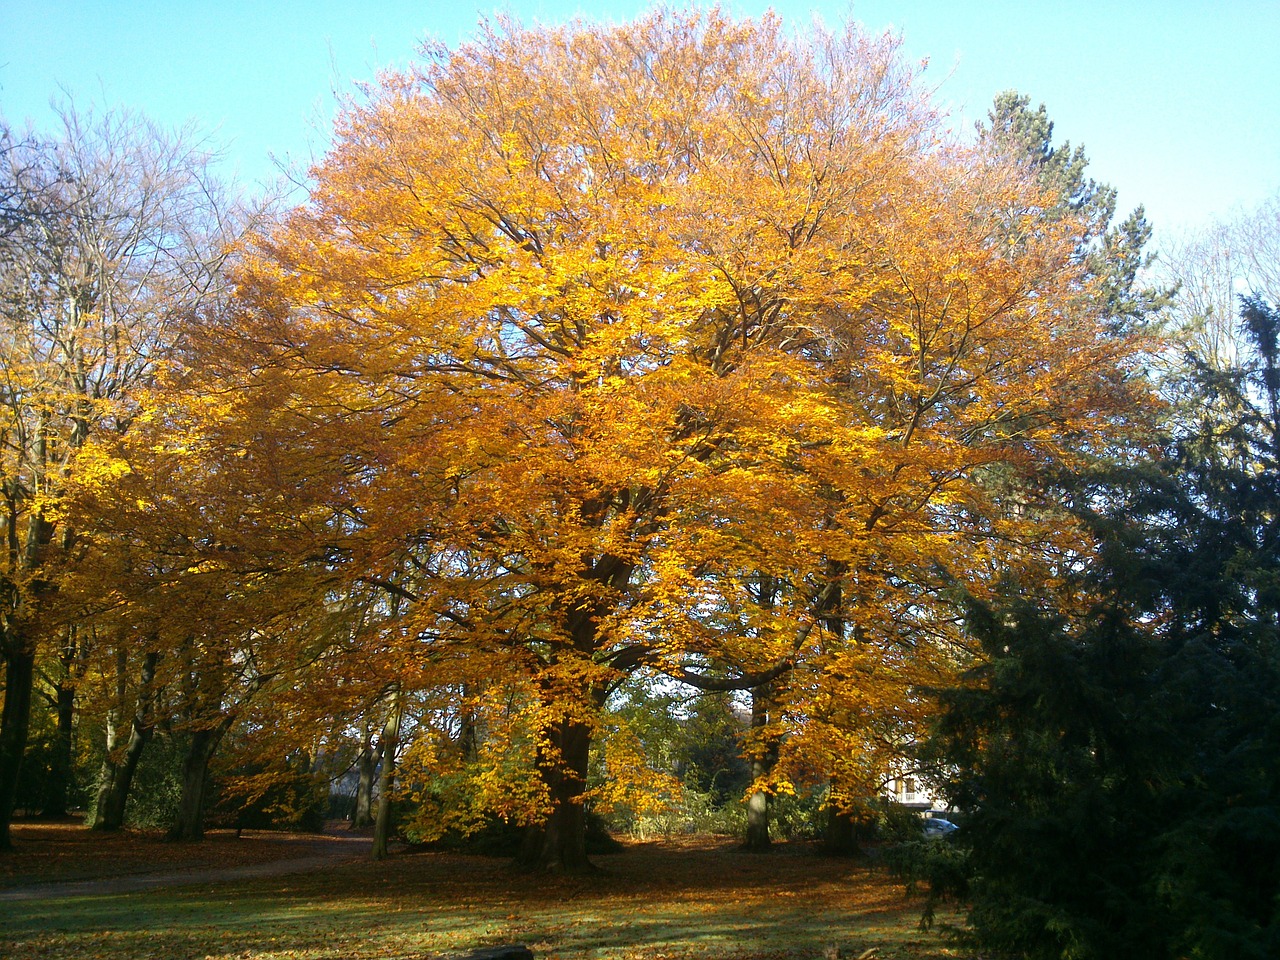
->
[[0, 829, 374, 902]]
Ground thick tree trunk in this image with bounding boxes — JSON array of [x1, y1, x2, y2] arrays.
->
[[745, 786, 771, 849], [90, 650, 158, 831], [820, 584, 860, 857], [102, 718, 152, 831], [517, 716, 594, 874], [743, 683, 776, 851], [822, 774, 862, 856], [0, 646, 36, 850], [372, 692, 402, 860], [168, 725, 222, 842], [89, 650, 127, 831], [824, 805, 860, 857], [89, 758, 118, 830]]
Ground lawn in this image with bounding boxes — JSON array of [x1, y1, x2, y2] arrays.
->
[[0, 823, 963, 960]]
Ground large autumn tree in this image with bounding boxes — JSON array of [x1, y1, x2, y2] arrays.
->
[[125, 11, 1146, 871]]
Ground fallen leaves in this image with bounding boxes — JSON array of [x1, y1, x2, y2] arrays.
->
[[1, 831, 961, 960]]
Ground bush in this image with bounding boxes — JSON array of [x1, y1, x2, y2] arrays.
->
[[122, 733, 184, 830], [417, 811, 623, 857], [609, 782, 745, 839], [768, 787, 828, 842]]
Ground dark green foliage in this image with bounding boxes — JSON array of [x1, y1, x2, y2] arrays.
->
[[209, 759, 328, 833], [121, 731, 184, 830], [920, 297, 1280, 959], [761, 786, 828, 842], [675, 692, 752, 804], [885, 831, 970, 919], [607, 683, 752, 805], [921, 596, 1175, 959], [829, 794, 924, 845], [982, 91, 1174, 333], [983, 91, 1101, 216], [8, 701, 61, 815]]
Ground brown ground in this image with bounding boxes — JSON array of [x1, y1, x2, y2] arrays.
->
[[0, 817, 374, 898]]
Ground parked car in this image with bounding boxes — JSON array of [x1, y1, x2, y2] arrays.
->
[[922, 817, 958, 838]]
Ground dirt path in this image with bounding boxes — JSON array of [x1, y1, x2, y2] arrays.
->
[[0, 825, 375, 902]]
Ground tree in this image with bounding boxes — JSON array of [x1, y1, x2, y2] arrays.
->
[[921, 296, 1280, 960], [65, 351, 360, 839], [86, 644, 160, 831], [1160, 190, 1280, 372], [0, 105, 243, 848], [982, 91, 1173, 336], [156, 11, 1146, 872], [697, 89, 1170, 854]]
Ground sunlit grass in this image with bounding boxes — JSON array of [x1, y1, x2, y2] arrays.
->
[[2, 839, 964, 960]]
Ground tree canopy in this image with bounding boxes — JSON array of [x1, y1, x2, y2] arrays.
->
[[48, 10, 1149, 871], [0, 12, 1191, 908], [0, 105, 248, 848]]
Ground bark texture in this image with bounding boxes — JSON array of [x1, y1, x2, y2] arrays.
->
[[0, 646, 35, 850], [743, 683, 776, 851], [90, 651, 159, 831], [168, 725, 224, 842], [371, 691, 402, 860], [518, 716, 594, 874]]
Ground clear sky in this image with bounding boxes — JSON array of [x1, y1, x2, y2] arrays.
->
[[2, 1, 1277, 241]]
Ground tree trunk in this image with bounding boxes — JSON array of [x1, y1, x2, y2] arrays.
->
[[89, 754, 119, 830], [168, 725, 222, 842], [41, 680, 76, 817], [0, 646, 36, 850], [43, 624, 83, 818], [372, 691, 402, 860], [89, 648, 128, 831], [459, 684, 480, 762], [351, 730, 380, 829], [1, 479, 55, 849], [102, 716, 153, 831], [745, 786, 771, 849], [90, 650, 158, 831], [824, 804, 860, 857], [517, 715, 594, 874], [743, 682, 777, 851]]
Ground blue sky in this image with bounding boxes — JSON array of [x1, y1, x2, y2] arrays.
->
[[2, 1, 1277, 241]]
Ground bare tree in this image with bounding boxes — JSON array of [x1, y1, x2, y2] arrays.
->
[[1160, 191, 1280, 370]]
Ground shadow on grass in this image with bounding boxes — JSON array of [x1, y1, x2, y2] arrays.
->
[[1, 839, 954, 960]]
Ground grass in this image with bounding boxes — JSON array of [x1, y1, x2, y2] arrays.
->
[[0, 822, 965, 960]]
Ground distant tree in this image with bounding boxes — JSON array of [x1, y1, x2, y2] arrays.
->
[[676, 691, 751, 804], [982, 91, 1173, 335], [1160, 190, 1280, 372]]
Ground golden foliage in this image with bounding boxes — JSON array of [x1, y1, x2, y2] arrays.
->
[[67, 10, 1151, 849]]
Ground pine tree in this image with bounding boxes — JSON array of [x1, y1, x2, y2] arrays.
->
[[922, 296, 1280, 960]]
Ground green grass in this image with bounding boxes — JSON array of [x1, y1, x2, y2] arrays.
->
[[1, 838, 964, 960]]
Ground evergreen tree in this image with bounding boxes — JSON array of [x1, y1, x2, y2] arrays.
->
[[921, 296, 1280, 959], [982, 91, 1174, 333]]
